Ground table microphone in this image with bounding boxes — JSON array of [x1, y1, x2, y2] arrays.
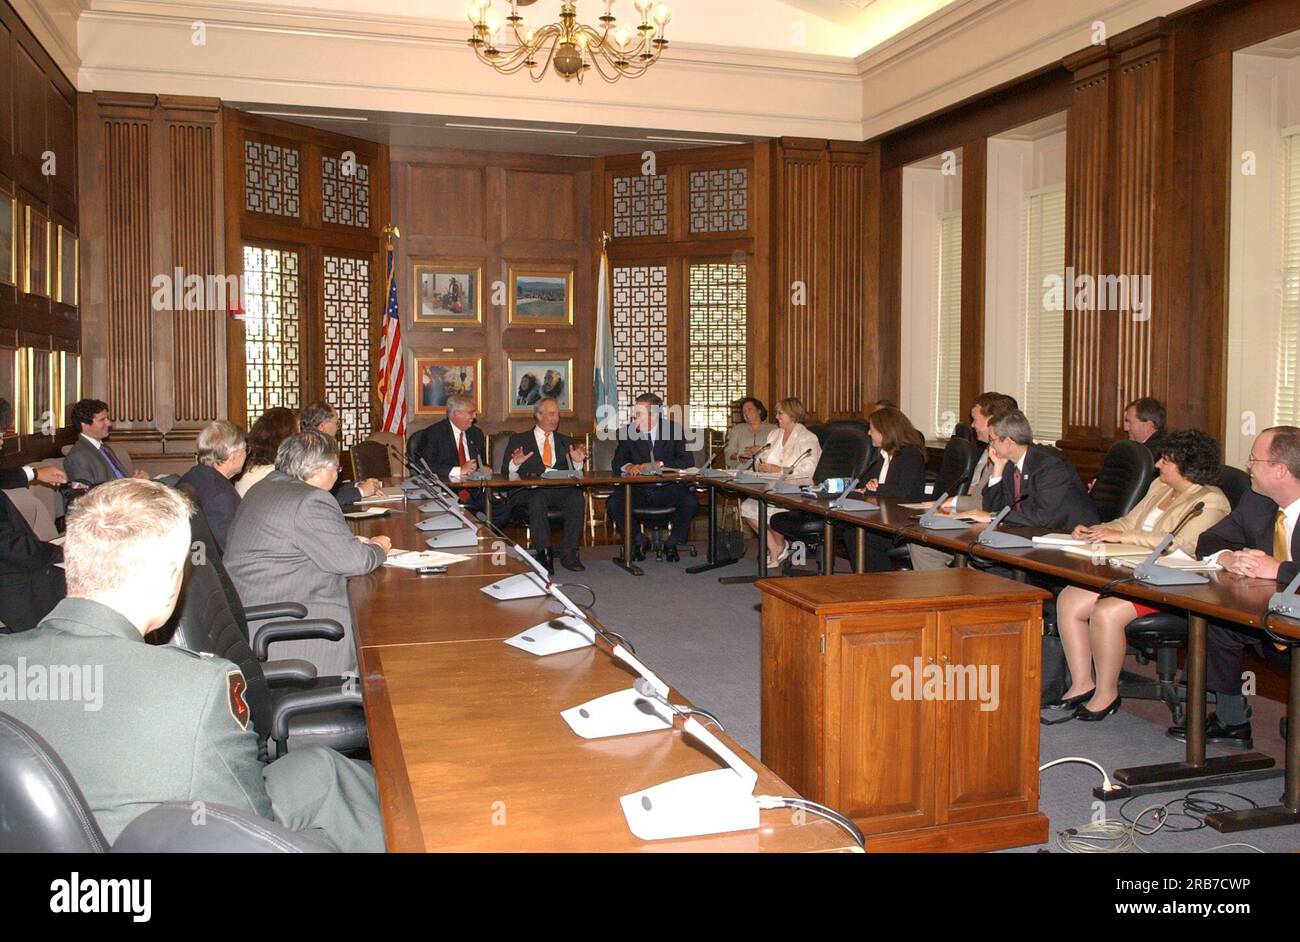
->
[[1167, 501, 1205, 540], [746, 442, 770, 470], [783, 448, 813, 475], [633, 677, 724, 729]]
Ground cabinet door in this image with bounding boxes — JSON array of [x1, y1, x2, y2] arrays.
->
[[935, 603, 1040, 824], [826, 611, 936, 834]]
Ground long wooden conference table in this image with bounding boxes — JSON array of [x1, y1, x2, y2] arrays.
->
[[348, 470, 1300, 845]]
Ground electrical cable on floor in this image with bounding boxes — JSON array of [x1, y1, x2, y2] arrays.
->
[[754, 795, 866, 849], [554, 582, 596, 610]]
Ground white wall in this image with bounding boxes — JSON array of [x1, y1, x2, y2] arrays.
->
[[1226, 53, 1300, 467], [900, 159, 961, 439]]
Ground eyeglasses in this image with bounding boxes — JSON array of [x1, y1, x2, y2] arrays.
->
[[1246, 454, 1281, 466]]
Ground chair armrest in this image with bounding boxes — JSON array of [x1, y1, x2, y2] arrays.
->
[[244, 602, 308, 622], [253, 619, 345, 661], [270, 685, 364, 747], [260, 659, 319, 687]]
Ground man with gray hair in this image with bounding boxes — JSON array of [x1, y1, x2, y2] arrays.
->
[[499, 397, 590, 572], [0, 479, 384, 850], [224, 431, 390, 677], [964, 409, 1099, 531], [178, 419, 247, 551], [408, 393, 488, 511], [299, 400, 382, 506]]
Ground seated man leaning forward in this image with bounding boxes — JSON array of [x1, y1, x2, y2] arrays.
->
[[224, 430, 390, 678], [0, 479, 384, 851]]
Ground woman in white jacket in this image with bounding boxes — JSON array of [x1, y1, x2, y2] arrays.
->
[[740, 397, 821, 567]]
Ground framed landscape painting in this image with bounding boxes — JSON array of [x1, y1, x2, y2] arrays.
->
[[507, 264, 573, 327]]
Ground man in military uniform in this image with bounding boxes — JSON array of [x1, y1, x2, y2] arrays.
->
[[0, 479, 384, 852]]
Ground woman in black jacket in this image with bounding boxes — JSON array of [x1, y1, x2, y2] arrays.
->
[[838, 406, 929, 571]]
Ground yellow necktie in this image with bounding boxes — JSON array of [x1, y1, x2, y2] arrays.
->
[[1274, 510, 1290, 562], [543, 433, 553, 468]]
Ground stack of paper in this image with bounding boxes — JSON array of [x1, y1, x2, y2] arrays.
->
[[357, 487, 407, 504], [343, 507, 391, 519], [383, 549, 472, 569]]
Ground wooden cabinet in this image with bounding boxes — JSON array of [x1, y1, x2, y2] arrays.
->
[[759, 570, 1050, 852]]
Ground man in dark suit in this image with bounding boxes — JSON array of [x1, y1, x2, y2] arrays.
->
[[63, 399, 149, 488], [177, 419, 247, 552], [607, 392, 698, 563], [1, 461, 69, 632], [500, 397, 589, 573], [970, 409, 1099, 531], [1124, 396, 1167, 459], [409, 394, 489, 512], [299, 400, 381, 506], [1167, 426, 1300, 748]]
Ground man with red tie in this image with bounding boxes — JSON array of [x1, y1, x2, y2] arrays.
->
[[1170, 426, 1300, 749], [408, 394, 488, 513], [500, 397, 589, 573], [63, 399, 150, 489]]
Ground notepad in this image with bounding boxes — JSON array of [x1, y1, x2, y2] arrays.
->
[[343, 507, 390, 519], [1031, 533, 1087, 547], [383, 549, 472, 569], [1060, 542, 1154, 560], [356, 487, 406, 504]]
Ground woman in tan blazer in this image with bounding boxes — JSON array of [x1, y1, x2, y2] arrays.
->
[[1054, 430, 1230, 721], [740, 397, 821, 567]]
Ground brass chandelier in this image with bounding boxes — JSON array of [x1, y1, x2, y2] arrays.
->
[[466, 1, 672, 83]]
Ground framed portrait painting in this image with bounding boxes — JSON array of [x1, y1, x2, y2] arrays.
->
[[507, 264, 573, 327], [508, 357, 573, 415], [413, 261, 482, 325], [414, 356, 481, 415]]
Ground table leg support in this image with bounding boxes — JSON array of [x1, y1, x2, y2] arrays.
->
[[720, 496, 766, 585], [1101, 615, 1278, 802], [687, 483, 738, 575], [822, 520, 833, 575], [854, 528, 866, 575], [611, 483, 643, 576]]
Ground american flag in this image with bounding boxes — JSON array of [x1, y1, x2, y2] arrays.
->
[[377, 246, 408, 436]]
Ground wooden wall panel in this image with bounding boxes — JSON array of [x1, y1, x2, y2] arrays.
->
[[776, 147, 824, 418], [958, 139, 987, 415], [0, 2, 79, 468], [392, 147, 592, 437], [827, 150, 871, 417]]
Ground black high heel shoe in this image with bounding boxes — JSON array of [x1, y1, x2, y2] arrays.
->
[[1049, 688, 1095, 711], [1075, 695, 1121, 721]]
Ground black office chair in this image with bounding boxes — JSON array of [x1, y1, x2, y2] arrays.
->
[[806, 424, 831, 448], [934, 436, 978, 502], [406, 425, 431, 467], [1090, 439, 1154, 521], [162, 507, 367, 759], [1119, 465, 1251, 723], [769, 427, 872, 574], [0, 711, 328, 853]]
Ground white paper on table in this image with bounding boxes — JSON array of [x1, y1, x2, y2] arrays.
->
[[357, 487, 407, 504], [1031, 533, 1087, 546], [1110, 549, 1222, 572], [383, 549, 472, 569], [343, 507, 390, 519]]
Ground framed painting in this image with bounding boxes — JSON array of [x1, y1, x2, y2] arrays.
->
[[412, 261, 482, 325], [507, 264, 573, 327], [414, 356, 481, 415], [508, 356, 574, 415]]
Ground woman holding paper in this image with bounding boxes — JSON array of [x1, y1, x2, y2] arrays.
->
[[740, 397, 821, 567], [1054, 430, 1229, 720]]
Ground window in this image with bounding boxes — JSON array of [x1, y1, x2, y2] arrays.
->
[[1276, 132, 1300, 426], [322, 254, 372, 446], [934, 212, 962, 435], [688, 261, 747, 430], [1023, 185, 1066, 441], [611, 264, 669, 422], [242, 245, 302, 428]]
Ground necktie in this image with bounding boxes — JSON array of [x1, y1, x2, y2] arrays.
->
[[1012, 466, 1022, 504], [542, 433, 553, 468], [1274, 510, 1290, 562], [456, 432, 471, 503], [101, 444, 126, 480]]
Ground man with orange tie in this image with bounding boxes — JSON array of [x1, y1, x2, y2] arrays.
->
[[409, 394, 488, 514], [501, 397, 588, 573], [1171, 426, 1300, 749]]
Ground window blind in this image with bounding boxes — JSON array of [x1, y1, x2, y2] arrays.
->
[[1023, 185, 1066, 442], [934, 212, 963, 436]]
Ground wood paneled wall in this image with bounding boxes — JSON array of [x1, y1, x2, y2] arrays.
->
[[78, 92, 226, 468], [0, 0, 77, 466], [390, 146, 592, 437], [771, 138, 878, 422]]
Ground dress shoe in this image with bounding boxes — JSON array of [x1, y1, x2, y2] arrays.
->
[[533, 548, 554, 575], [560, 550, 585, 572], [664, 544, 680, 563], [1166, 713, 1253, 749], [1048, 688, 1095, 711], [631, 543, 646, 563], [1074, 695, 1121, 721]]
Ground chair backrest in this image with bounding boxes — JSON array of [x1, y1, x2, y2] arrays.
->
[[162, 507, 274, 742], [806, 424, 831, 448], [366, 430, 403, 455], [0, 711, 110, 852], [592, 435, 619, 473], [350, 440, 391, 480], [2, 486, 59, 540], [406, 425, 431, 465], [812, 428, 871, 484], [952, 421, 976, 444], [1219, 465, 1251, 510], [1090, 439, 1154, 521], [686, 429, 709, 469], [935, 436, 978, 498], [491, 432, 515, 473]]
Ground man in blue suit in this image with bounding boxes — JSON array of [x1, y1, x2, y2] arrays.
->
[[607, 393, 698, 563]]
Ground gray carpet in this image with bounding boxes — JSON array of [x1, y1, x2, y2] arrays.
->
[[568, 543, 1299, 853]]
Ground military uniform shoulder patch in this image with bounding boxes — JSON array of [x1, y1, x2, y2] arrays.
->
[[225, 671, 250, 731]]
